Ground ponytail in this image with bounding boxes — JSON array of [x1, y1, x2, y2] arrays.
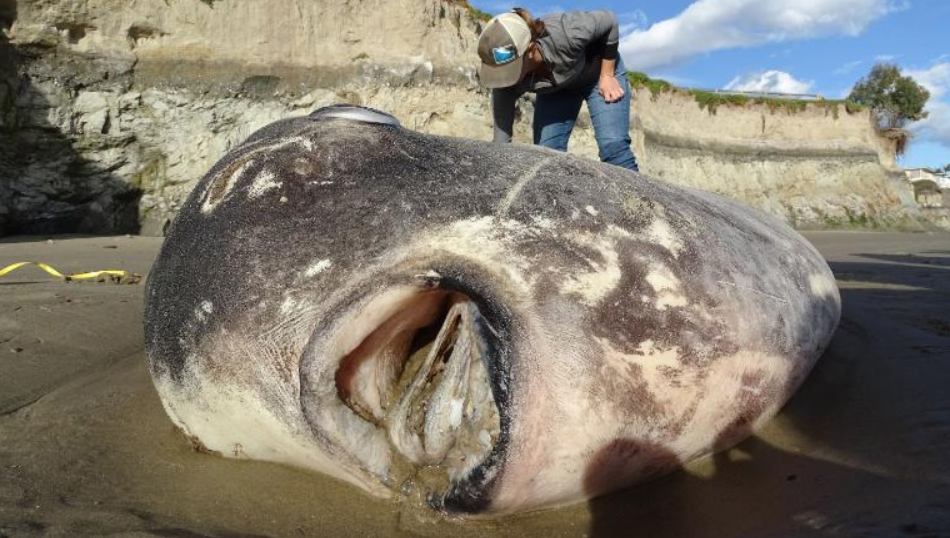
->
[[512, 7, 546, 39]]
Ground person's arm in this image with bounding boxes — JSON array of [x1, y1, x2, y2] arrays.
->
[[592, 10, 624, 103], [588, 9, 620, 50], [599, 58, 624, 103], [492, 87, 519, 143], [564, 10, 620, 56]]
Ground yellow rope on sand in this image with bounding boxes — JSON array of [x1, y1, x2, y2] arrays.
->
[[0, 261, 142, 284]]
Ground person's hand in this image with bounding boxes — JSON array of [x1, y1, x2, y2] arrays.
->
[[598, 75, 625, 103]]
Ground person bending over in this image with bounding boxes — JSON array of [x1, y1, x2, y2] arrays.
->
[[477, 7, 639, 172]]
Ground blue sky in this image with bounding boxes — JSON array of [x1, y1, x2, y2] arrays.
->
[[471, 0, 949, 169]]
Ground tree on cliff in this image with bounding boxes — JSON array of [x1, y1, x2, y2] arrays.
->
[[849, 63, 930, 131]]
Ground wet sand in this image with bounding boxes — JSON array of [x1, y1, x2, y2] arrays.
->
[[0, 232, 948, 538]]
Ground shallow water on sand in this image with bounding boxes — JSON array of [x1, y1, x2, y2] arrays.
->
[[1, 232, 949, 537]]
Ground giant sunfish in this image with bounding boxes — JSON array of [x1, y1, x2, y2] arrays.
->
[[144, 105, 840, 515]]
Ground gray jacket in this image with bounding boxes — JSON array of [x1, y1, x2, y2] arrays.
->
[[491, 10, 621, 143]]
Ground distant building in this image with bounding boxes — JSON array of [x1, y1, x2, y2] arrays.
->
[[904, 168, 947, 208], [905, 167, 939, 182]]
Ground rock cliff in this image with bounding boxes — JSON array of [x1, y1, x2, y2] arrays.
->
[[628, 90, 917, 229], [0, 0, 932, 235]]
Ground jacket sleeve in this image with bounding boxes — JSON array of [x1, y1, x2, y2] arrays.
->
[[564, 10, 620, 59], [491, 88, 519, 143]]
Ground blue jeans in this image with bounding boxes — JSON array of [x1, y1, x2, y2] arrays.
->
[[533, 58, 639, 172]]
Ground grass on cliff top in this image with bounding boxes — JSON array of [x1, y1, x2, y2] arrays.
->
[[627, 72, 675, 97], [627, 72, 865, 117]]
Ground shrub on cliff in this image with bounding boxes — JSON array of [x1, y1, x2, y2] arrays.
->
[[849, 63, 930, 132], [627, 72, 673, 97]]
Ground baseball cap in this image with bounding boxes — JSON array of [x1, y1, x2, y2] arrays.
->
[[477, 12, 533, 89]]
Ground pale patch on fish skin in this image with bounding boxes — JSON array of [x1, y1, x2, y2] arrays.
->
[[195, 300, 213, 322], [292, 157, 312, 177], [645, 266, 678, 291], [201, 160, 254, 214], [531, 216, 556, 230], [247, 170, 282, 199], [496, 159, 549, 217], [249, 136, 313, 154], [304, 259, 333, 278], [657, 293, 688, 310], [809, 273, 838, 298], [598, 337, 682, 395], [634, 339, 658, 356], [428, 216, 541, 292], [280, 296, 301, 315], [295, 137, 314, 152], [645, 218, 684, 257], [557, 225, 632, 306], [645, 265, 688, 310], [560, 236, 621, 306]]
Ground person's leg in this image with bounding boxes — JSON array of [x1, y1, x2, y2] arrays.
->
[[587, 59, 639, 171], [533, 89, 585, 152]]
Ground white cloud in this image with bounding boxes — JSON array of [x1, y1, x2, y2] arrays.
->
[[874, 54, 897, 62], [725, 70, 814, 94], [620, 0, 907, 71], [905, 62, 950, 149]]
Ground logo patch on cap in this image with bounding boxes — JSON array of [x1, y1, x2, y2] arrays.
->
[[492, 45, 517, 65]]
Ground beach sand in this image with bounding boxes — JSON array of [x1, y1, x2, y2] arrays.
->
[[0, 232, 948, 538]]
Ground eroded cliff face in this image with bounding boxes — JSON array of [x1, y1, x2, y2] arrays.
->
[[1, 0, 485, 233], [12, 0, 481, 71], [0, 0, 931, 235], [628, 92, 918, 229]]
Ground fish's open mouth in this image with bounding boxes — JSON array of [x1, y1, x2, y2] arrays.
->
[[329, 284, 504, 505]]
